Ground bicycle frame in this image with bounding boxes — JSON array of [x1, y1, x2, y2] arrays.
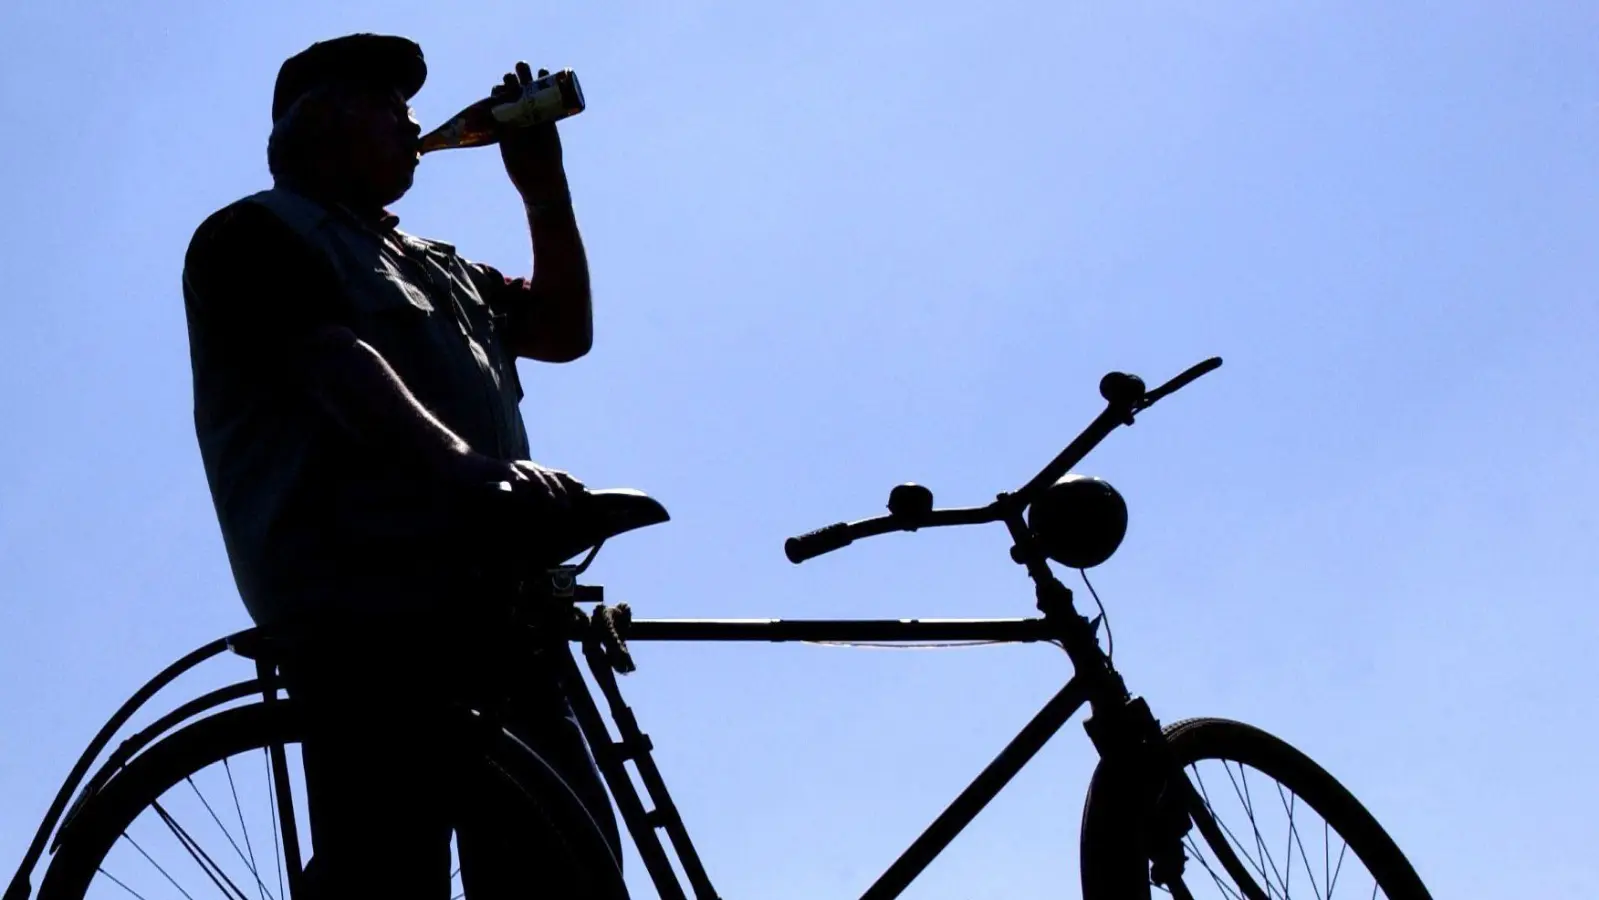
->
[[558, 374, 1231, 900], [5, 358, 1228, 900], [560, 613, 1094, 900]]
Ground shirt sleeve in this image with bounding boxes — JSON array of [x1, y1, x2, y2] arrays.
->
[[461, 258, 537, 331], [181, 201, 346, 384]]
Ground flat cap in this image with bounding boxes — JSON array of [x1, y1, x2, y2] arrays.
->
[[272, 33, 427, 122]]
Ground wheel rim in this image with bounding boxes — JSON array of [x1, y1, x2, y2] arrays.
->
[[1171, 758, 1387, 900]]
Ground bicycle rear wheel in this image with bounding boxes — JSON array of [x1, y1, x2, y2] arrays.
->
[[1080, 717, 1432, 900], [37, 700, 629, 900]]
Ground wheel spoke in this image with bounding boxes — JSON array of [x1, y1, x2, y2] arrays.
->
[[119, 832, 200, 900], [1233, 763, 1266, 887], [1182, 834, 1248, 900], [1276, 780, 1324, 900], [1212, 765, 1373, 900], [1222, 762, 1268, 891], [1226, 762, 1289, 897], [263, 749, 285, 900], [1282, 789, 1294, 898], [152, 800, 253, 900], [1237, 764, 1283, 897], [97, 866, 155, 900], [1190, 763, 1279, 898], [1204, 764, 1283, 894], [184, 774, 276, 900], [1329, 836, 1350, 897], [222, 758, 270, 900]]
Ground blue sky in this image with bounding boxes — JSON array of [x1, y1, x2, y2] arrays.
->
[[2, 1, 1596, 897]]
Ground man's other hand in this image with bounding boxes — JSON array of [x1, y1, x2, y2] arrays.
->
[[507, 459, 585, 509]]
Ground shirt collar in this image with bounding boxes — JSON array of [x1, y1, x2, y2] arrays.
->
[[336, 203, 401, 233], [275, 176, 400, 232]]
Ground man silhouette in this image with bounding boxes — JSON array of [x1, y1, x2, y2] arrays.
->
[[181, 33, 622, 897]]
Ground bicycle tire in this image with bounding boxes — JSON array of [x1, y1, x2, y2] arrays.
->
[[37, 700, 629, 900], [1079, 716, 1432, 900]]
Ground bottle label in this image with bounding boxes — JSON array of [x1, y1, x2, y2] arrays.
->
[[491, 71, 577, 127]]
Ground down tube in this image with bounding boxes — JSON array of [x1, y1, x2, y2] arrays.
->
[[860, 677, 1091, 900]]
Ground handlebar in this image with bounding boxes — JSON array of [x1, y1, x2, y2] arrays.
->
[[784, 356, 1223, 564], [785, 522, 855, 563], [784, 503, 1001, 563], [1139, 355, 1223, 409]]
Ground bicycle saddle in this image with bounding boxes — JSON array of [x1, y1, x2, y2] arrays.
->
[[545, 488, 671, 564]]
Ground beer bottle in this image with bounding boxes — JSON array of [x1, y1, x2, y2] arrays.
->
[[419, 68, 586, 155]]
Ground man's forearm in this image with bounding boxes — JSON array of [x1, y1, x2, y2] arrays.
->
[[520, 182, 593, 361], [302, 326, 480, 471]]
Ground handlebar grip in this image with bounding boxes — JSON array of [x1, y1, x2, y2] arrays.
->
[[785, 522, 855, 564]]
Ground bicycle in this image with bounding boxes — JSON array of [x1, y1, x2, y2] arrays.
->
[[5, 356, 1436, 900]]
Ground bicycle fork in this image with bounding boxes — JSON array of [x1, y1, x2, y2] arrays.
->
[[1034, 572, 1199, 897]]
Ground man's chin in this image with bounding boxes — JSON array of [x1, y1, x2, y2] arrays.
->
[[377, 171, 415, 208]]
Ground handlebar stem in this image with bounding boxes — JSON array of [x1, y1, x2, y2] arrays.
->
[[1003, 508, 1131, 708]]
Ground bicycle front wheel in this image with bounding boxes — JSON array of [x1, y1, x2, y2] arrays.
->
[[1080, 717, 1432, 900], [38, 700, 629, 900]]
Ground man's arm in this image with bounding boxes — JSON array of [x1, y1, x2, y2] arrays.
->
[[520, 193, 593, 362], [297, 324, 504, 480], [486, 63, 594, 363], [297, 327, 580, 502], [471, 195, 593, 364]]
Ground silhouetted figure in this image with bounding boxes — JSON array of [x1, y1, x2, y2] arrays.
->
[[181, 32, 620, 898]]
